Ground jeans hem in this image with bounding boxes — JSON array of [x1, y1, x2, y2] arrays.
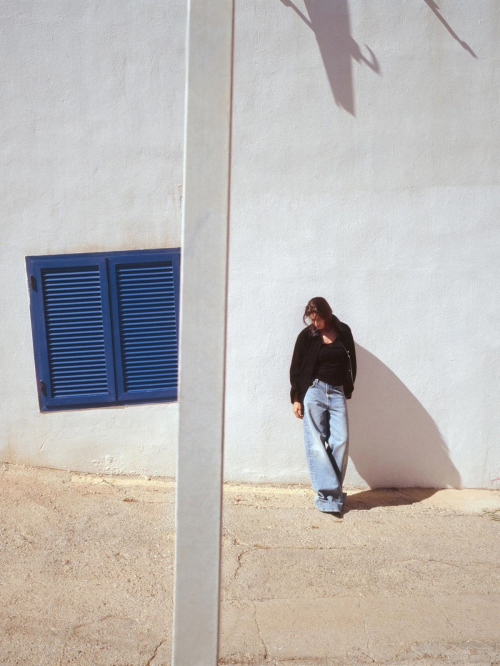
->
[[314, 492, 347, 513]]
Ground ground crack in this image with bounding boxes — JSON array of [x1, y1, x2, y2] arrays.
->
[[359, 598, 373, 660], [427, 558, 461, 569], [224, 534, 346, 552], [145, 637, 166, 666], [432, 596, 465, 640], [252, 601, 268, 661], [99, 479, 156, 503], [232, 548, 247, 581]]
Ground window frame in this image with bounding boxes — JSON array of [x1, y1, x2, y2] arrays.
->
[[26, 248, 180, 412]]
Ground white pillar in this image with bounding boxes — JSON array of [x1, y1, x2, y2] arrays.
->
[[171, 0, 234, 665]]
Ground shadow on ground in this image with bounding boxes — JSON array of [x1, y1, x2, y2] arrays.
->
[[343, 487, 439, 513]]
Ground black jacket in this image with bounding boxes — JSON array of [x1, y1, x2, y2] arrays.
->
[[290, 314, 357, 405]]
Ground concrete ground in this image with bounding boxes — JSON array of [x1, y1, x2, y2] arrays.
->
[[1, 464, 499, 666]]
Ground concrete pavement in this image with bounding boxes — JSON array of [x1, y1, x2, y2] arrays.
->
[[1, 463, 499, 665]]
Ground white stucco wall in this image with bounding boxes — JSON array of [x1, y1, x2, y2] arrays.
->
[[1, 0, 499, 487], [1, 1, 185, 475]]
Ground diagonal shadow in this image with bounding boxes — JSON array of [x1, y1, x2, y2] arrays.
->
[[347, 345, 462, 493], [342, 488, 439, 513], [423, 0, 477, 57], [280, 0, 380, 116]]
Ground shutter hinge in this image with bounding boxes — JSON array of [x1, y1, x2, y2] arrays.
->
[[30, 275, 37, 290], [39, 380, 46, 395]]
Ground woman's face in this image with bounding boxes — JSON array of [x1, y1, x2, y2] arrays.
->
[[309, 313, 327, 330]]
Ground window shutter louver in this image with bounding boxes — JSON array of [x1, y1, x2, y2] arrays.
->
[[43, 267, 109, 396], [27, 249, 179, 411], [27, 256, 117, 409], [108, 254, 179, 402]]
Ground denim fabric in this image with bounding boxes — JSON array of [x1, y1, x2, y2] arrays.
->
[[302, 379, 349, 513]]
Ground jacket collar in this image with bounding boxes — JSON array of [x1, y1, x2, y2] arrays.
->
[[309, 313, 347, 338], [331, 314, 348, 333]]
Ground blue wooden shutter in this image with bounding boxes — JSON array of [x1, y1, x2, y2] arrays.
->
[[26, 256, 117, 410], [107, 251, 179, 402]]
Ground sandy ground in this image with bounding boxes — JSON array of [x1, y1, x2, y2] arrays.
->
[[1, 463, 499, 666]]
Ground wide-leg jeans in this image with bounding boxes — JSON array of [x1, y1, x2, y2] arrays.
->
[[302, 379, 349, 513]]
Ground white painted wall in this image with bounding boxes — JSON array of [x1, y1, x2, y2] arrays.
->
[[1, 0, 185, 475], [2, 0, 499, 488]]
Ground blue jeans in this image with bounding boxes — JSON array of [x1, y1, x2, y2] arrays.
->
[[302, 379, 349, 513]]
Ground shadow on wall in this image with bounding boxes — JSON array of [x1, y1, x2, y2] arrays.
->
[[423, 0, 477, 58], [348, 345, 462, 490], [280, 0, 380, 116], [280, 0, 476, 116]]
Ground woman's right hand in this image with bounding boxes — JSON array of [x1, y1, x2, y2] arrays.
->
[[293, 401, 303, 419]]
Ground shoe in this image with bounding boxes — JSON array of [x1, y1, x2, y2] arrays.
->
[[329, 510, 343, 518], [318, 508, 342, 517]]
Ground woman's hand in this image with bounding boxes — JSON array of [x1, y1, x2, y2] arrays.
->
[[293, 401, 303, 419]]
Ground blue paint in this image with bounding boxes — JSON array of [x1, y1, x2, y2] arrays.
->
[[26, 249, 180, 412]]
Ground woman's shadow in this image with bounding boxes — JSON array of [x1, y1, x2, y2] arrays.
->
[[341, 345, 461, 511]]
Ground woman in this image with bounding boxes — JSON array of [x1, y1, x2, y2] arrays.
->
[[289, 297, 357, 515]]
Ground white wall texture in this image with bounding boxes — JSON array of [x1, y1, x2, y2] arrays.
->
[[1, 0, 499, 488]]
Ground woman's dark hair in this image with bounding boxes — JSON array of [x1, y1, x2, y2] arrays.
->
[[303, 297, 335, 336]]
